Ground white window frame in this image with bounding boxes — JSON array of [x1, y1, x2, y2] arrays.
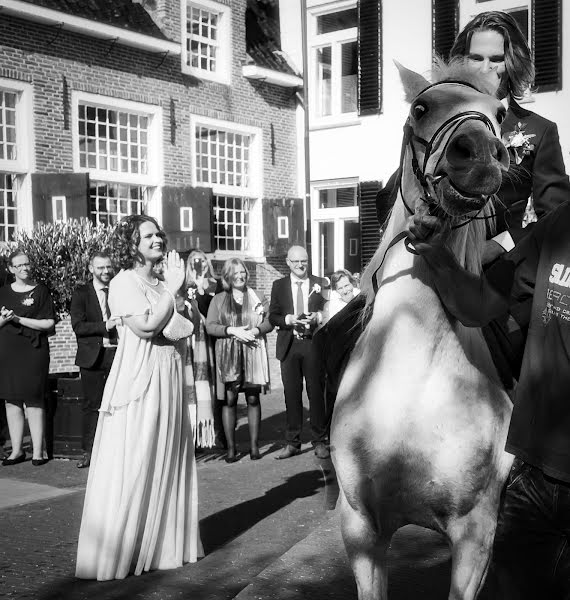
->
[[71, 91, 163, 222], [51, 195, 67, 222], [181, 0, 232, 85], [308, 0, 358, 127], [310, 178, 359, 274], [0, 79, 34, 235], [461, 1, 531, 41], [190, 115, 263, 258], [180, 206, 193, 231], [277, 216, 289, 239]]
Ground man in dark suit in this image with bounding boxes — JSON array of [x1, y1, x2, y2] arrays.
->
[[269, 245, 329, 459], [70, 251, 118, 468]]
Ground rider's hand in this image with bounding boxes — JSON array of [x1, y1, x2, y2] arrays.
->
[[407, 211, 451, 255]]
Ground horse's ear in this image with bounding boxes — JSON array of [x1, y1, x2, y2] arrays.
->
[[394, 61, 431, 103]]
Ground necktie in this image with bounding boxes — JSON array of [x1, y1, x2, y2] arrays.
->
[[102, 287, 118, 345], [296, 281, 304, 316], [102, 287, 110, 320]]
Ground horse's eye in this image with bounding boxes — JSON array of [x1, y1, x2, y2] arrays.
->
[[412, 102, 428, 120], [496, 107, 507, 125]]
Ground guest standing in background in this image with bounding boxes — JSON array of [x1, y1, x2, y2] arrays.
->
[[328, 269, 360, 319], [76, 215, 202, 580], [269, 246, 329, 460], [206, 258, 272, 463], [183, 249, 219, 448], [70, 251, 118, 469], [0, 250, 55, 466]]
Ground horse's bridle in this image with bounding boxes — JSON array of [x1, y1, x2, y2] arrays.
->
[[371, 80, 500, 294]]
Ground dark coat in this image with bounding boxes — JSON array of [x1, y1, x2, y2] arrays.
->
[[269, 275, 327, 361], [70, 283, 108, 369], [376, 102, 570, 243], [496, 101, 570, 242]]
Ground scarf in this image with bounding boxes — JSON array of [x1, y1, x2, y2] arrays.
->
[[215, 288, 270, 390]]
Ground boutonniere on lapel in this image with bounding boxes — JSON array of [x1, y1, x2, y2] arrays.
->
[[308, 283, 322, 298], [502, 122, 535, 165], [253, 302, 266, 317]]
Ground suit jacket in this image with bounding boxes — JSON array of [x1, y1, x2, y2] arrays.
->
[[269, 275, 327, 361], [375, 101, 570, 243], [70, 283, 109, 368], [496, 100, 570, 242]]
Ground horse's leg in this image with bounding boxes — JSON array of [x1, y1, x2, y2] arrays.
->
[[339, 488, 391, 600], [446, 506, 498, 600]]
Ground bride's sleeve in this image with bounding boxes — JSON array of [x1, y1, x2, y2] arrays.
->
[[108, 271, 150, 320]]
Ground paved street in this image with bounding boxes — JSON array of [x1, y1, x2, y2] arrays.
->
[[1, 371, 459, 600], [0, 378, 340, 600]]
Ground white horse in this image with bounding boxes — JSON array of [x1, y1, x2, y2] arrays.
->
[[331, 62, 513, 600]]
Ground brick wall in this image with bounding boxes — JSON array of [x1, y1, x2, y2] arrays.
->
[[0, 5, 298, 198], [48, 317, 79, 374]]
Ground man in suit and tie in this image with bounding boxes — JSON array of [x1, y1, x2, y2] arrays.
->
[[70, 251, 118, 468], [269, 246, 329, 460]]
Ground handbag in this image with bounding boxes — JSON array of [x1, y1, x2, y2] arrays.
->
[[163, 310, 194, 341]]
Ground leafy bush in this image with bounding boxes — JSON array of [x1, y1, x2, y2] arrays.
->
[[0, 219, 116, 318]]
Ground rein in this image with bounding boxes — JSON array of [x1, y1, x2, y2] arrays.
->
[[371, 80, 499, 295]]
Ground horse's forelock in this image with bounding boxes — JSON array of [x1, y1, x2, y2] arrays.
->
[[430, 57, 496, 97]]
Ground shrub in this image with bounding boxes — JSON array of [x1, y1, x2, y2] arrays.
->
[[0, 219, 117, 318]]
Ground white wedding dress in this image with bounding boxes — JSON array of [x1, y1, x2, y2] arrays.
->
[[76, 270, 203, 580]]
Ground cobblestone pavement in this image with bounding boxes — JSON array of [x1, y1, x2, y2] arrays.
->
[[0, 386, 339, 600]]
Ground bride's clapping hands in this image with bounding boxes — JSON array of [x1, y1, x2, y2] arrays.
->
[[162, 250, 185, 294]]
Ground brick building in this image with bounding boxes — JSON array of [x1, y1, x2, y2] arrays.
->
[[0, 0, 305, 373]]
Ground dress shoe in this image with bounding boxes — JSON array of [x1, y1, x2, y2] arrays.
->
[[225, 453, 239, 464], [275, 445, 301, 460], [314, 443, 330, 459], [32, 458, 49, 467], [76, 453, 91, 469], [2, 452, 26, 466], [250, 448, 261, 461]]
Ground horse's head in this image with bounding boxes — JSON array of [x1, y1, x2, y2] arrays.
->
[[396, 61, 509, 218]]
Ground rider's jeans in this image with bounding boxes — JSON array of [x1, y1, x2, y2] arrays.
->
[[484, 460, 570, 599]]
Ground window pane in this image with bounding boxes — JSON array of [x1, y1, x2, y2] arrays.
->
[[213, 195, 251, 252], [89, 182, 146, 225], [317, 46, 332, 117], [78, 103, 150, 176], [317, 8, 357, 34], [341, 41, 358, 113], [507, 8, 529, 41], [0, 173, 18, 241]]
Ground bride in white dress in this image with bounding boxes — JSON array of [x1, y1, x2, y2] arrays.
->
[[76, 215, 203, 581]]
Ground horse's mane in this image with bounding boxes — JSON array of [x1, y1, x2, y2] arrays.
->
[[359, 59, 498, 316]]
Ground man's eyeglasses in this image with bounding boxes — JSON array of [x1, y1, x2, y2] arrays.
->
[[12, 263, 30, 270], [289, 260, 308, 265]]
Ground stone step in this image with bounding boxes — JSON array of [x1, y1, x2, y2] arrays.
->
[[233, 511, 454, 600]]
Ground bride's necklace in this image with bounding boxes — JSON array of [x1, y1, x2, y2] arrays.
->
[[232, 289, 244, 305], [135, 271, 159, 286]]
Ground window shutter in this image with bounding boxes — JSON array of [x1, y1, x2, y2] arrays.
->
[[533, 0, 562, 92], [358, 0, 382, 116], [31, 173, 90, 223], [162, 186, 213, 252], [432, 0, 459, 60], [359, 180, 382, 269], [262, 198, 304, 257]]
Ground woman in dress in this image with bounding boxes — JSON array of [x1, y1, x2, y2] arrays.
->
[[206, 258, 272, 463], [0, 250, 55, 467], [76, 215, 202, 580]]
